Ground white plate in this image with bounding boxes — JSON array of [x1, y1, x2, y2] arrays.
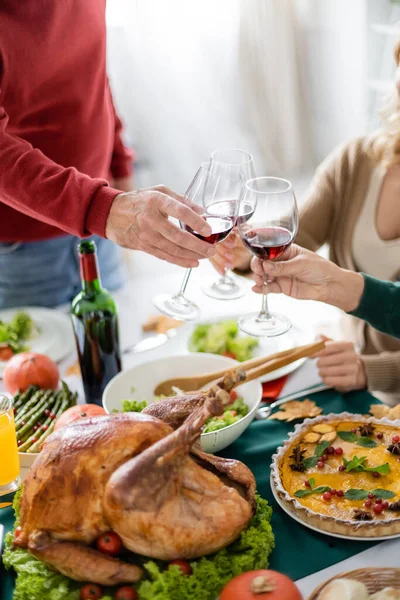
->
[[0, 307, 75, 376], [103, 353, 262, 454], [187, 318, 313, 383], [270, 474, 400, 542]]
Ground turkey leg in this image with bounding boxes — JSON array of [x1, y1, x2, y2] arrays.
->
[[106, 391, 225, 511], [27, 531, 143, 585], [104, 381, 254, 559]]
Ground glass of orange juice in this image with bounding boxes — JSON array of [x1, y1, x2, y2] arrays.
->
[[0, 395, 20, 495]]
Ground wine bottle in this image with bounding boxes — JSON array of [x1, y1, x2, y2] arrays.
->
[[71, 241, 121, 405]]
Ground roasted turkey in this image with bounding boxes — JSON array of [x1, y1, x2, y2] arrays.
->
[[14, 371, 256, 585]]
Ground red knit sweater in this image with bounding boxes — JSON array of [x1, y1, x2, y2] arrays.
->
[[0, 0, 133, 242]]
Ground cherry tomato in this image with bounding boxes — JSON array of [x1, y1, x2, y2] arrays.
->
[[223, 351, 237, 360], [229, 390, 238, 403], [14, 526, 22, 539], [96, 531, 122, 556], [0, 346, 13, 361], [168, 559, 192, 575], [115, 586, 138, 600], [79, 584, 103, 599]]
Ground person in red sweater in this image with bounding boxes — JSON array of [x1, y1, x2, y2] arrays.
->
[[0, 1, 214, 308]]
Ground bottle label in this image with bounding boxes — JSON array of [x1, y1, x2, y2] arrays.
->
[[80, 253, 99, 282]]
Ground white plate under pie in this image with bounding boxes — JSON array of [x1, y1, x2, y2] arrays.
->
[[0, 307, 75, 376], [270, 474, 400, 542]]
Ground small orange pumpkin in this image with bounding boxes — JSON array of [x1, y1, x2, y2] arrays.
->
[[3, 352, 59, 394], [54, 404, 106, 430], [220, 570, 303, 600]]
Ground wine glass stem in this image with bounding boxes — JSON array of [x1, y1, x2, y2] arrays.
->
[[176, 268, 193, 298], [219, 268, 231, 284], [257, 281, 272, 322]]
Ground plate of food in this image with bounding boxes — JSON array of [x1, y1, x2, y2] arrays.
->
[[0, 307, 75, 375], [187, 319, 313, 382], [2, 375, 274, 600], [271, 413, 400, 540], [103, 353, 263, 453]]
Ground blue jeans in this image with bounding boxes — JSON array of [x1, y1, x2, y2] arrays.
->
[[0, 235, 124, 309]]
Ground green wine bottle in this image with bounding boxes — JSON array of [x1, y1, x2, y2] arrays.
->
[[71, 241, 121, 405]]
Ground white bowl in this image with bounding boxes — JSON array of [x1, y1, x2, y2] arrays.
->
[[103, 353, 262, 453]]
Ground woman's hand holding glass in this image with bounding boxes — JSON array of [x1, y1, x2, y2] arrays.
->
[[237, 177, 298, 337], [209, 231, 252, 275]]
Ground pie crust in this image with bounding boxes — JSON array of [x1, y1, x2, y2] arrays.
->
[[271, 412, 400, 538]]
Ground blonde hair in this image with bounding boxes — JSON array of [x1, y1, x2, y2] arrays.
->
[[369, 40, 400, 167]]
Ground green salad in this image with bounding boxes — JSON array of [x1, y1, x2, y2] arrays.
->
[[0, 311, 35, 354], [3, 489, 274, 600], [189, 320, 258, 362], [119, 393, 249, 433]]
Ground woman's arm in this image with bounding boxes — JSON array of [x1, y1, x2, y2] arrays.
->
[[361, 351, 400, 394], [251, 245, 400, 339], [349, 274, 400, 340]]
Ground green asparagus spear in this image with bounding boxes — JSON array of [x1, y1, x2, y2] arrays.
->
[[15, 389, 46, 425], [21, 391, 64, 443], [16, 390, 56, 438], [17, 391, 60, 444], [27, 396, 69, 453], [13, 385, 39, 413], [18, 392, 64, 451], [15, 390, 56, 432], [11, 391, 21, 411]]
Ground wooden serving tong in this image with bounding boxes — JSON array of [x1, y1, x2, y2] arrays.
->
[[153, 340, 325, 396]]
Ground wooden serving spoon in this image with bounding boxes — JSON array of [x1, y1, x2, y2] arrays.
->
[[153, 341, 325, 396]]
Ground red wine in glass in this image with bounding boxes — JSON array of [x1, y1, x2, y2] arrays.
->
[[241, 226, 293, 259], [181, 215, 233, 244], [236, 202, 255, 226]]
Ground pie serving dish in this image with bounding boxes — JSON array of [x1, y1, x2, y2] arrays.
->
[[271, 413, 400, 539]]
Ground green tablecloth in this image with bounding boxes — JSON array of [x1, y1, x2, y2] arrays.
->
[[1, 389, 378, 598]]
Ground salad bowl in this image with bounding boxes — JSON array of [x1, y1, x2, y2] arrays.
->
[[103, 352, 262, 453]]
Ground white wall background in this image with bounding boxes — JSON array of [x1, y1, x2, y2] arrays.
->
[[106, 0, 400, 194], [296, 0, 368, 162]]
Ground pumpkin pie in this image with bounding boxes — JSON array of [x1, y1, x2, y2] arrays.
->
[[271, 412, 400, 537]]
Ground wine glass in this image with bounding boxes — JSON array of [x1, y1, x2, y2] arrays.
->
[[153, 163, 243, 321], [202, 149, 256, 300], [237, 177, 298, 337]]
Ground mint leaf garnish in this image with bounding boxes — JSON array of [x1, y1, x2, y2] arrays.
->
[[365, 463, 390, 474], [314, 441, 330, 458], [338, 430, 377, 448], [344, 488, 395, 501], [303, 456, 318, 470], [344, 456, 367, 472], [343, 456, 390, 474], [372, 489, 396, 499], [294, 485, 330, 498], [313, 486, 331, 494], [344, 489, 369, 501], [338, 431, 356, 443], [357, 436, 377, 448]]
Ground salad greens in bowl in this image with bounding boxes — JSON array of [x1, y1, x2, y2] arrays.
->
[[103, 353, 262, 453], [188, 320, 258, 362]]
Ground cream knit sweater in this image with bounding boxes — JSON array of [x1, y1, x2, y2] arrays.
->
[[296, 136, 400, 395]]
